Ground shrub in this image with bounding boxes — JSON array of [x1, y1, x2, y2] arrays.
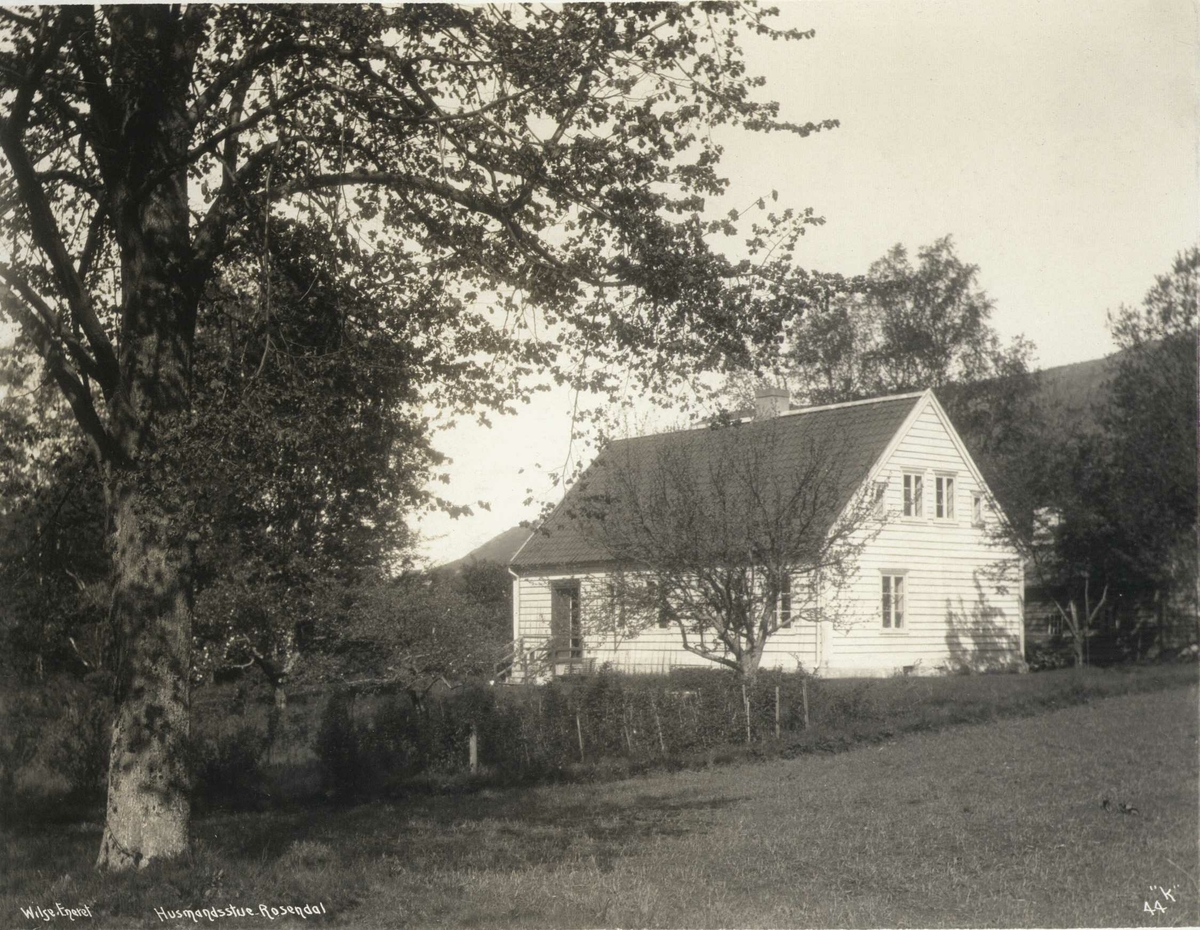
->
[[315, 690, 366, 799], [1026, 640, 1075, 672], [367, 694, 426, 777], [193, 724, 270, 811]]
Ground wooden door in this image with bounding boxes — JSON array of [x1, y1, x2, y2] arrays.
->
[[550, 582, 582, 661]]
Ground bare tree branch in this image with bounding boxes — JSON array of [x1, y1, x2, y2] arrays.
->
[[0, 281, 120, 464]]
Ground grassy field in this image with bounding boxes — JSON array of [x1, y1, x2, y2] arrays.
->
[[2, 678, 1196, 928]]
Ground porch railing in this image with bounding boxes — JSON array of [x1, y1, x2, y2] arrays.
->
[[494, 637, 594, 682]]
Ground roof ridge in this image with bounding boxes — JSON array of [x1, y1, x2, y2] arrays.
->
[[603, 390, 927, 448], [738, 389, 928, 422]]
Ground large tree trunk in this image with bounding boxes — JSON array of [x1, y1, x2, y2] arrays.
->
[[92, 9, 200, 870], [96, 481, 193, 870]]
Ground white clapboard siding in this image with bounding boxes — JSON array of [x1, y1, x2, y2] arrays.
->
[[514, 570, 818, 677], [821, 398, 1023, 675]]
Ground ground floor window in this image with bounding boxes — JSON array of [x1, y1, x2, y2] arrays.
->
[[881, 573, 906, 629], [778, 573, 792, 628], [647, 578, 674, 628]]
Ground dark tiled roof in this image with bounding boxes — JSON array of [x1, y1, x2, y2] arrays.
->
[[511, 392, 924, 570]]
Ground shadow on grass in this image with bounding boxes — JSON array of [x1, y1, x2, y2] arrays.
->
[[1, 782, 745, 926], [215, 787, 749, 873]]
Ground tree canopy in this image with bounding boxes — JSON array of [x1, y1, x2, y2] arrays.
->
[[0, 4, 837, 868], [779, 237, 1032, 404]]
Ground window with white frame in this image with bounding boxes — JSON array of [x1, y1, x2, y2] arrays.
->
[[903, 473, 924, 517], [648, 578, 672, 628], [871, 480, 887, 516], [881, 573, 905, 629], [606, 574, 628, 630], [777, 573, 792, 628], [972, 492, 984, 526], [935, 475, 955, 520]]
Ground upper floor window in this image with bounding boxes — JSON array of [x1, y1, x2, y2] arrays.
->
[[972, 493, 985, 527], [935, 475, 955, 520], [881, 573, 905, 629], [903, 473, 924, 517], [871, 480, 887, 516]]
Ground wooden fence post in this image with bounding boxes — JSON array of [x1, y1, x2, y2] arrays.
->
[[469, 722, 478, 774], [774, 685, 781, 739], [575, 713, 586, 763], [802, 677, 810, 730], [650, 693, 666, 755], [742, 682, 752, 744]]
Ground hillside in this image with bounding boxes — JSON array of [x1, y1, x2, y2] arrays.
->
[[937, 350, 1126, 522], [1031, 352, 1117, 430], [938, 350, 1119, 428]]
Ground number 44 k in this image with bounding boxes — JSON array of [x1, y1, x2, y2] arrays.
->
[[1144, 886, 1176, 915]]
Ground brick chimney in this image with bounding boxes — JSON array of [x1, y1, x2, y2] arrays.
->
[[754, 385, 790, 419]]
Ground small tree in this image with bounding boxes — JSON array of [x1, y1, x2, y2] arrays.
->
[[574, 416, 882, 682], [314, 571, 508, 709], [1021, 507, 1106, 667]]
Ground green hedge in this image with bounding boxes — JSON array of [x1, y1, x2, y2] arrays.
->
[[307, 663, 1198, 798]]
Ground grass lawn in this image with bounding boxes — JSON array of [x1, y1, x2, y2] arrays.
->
[[2, 681, 1196, 928]]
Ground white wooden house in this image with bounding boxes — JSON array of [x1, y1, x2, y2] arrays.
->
[[507, 389, 1024, 679]]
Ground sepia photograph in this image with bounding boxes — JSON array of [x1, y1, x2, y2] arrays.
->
[[0, 1, 1196, 927]]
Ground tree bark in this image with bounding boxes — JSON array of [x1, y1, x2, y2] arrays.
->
[[96, 481, 193, 870], [273, 683, 288, 715], [1069, 603, 1085, 668], [91, 10, 199, 869]]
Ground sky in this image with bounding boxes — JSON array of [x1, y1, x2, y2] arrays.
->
[[415, 0, 1199, 566]]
